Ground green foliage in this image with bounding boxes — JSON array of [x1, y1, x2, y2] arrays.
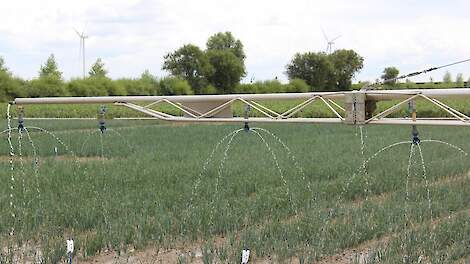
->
[[200, 84, 217, 94], [235, 79, 309, 94], [285, 52, 334, 90], [115, 78, 152, 96], [69, 77, 127, 96], [138, 70, 160, 95], [456, 73, 464, 85], [28, 77, 67, 97], [162, 32, 246, 94], [285, 78, 310, 93], [0, 59, 26, 101], [67, 78, 106, 96], [163, 44, 214, 94], [159, 76, 193, 95], [206, 31, 246, 61], [443, 71, 453, 83], [286, 49, 363, 91], [89, 58, 108, 78], [467, 78, 470, 88], [39, 54, 62, 80], [381, 66, 399, 85], [329, 49, 364, 90], [234, 83, 256, 94], [206, 49, 245, 93], [0, 57, 8, 72], [253, 80, 285, 93]]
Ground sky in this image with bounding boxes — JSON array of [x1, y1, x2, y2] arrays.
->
[[0, 0, 469, 83]]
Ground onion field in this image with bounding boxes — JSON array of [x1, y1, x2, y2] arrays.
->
[[1, 119, 470, 263]]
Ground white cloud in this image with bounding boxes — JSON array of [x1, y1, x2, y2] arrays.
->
[[0, 0, 469, 82]]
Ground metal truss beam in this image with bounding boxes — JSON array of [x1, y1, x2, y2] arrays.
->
[[12, 88, 470, 126]]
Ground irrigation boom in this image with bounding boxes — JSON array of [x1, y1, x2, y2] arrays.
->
[[11, 88, 470, 126]]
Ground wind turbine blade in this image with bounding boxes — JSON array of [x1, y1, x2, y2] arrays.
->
[[321, 28, 329, 42], [73, 28, 82, 37], [331, 35, 342, 42], [79, 39, 82, 64]]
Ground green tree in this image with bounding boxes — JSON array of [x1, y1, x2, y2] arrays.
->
[[162, 44, 214, 94], [140, 70, 160, 95], [443, 71, 452, 83], [456, 73, 464, 85], [0, 59, 26, 101], [466, 77, 470, 88], [89, 58, 108, 78], [39, 54, 62, 79], [381, 67, 400, 85], [329, 49, 364, 90], [285, 52, 334, 90], [206, 49, 245, 93], [0, 57, 8, 73], [30, 54, 66, 97], [206, 32, 246, 61], [206, 32, 246, 92], [286, 50, 363, 91]]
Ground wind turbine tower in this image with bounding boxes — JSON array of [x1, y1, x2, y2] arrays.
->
[[74, 28, 88, 78], [322, 29, 341, 54]]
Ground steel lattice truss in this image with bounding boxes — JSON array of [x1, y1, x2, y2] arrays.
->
[[12, 88, 470, 126]]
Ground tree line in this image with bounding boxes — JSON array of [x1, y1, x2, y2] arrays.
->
[[1, 31, 468, 102]]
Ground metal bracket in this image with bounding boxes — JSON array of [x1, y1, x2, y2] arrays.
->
[[98, 106, 107, 133], [345, 91, 366, 125]]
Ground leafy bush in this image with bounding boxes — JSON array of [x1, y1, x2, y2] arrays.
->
[[234, 83, 256, 94], [201, 84, 217, 94], [285, 78, 310, 93], [115, 78, 159, 96], [27, 77, 68, 97], [159, 77, 193, 95], [251, 80, 285, 93], [67, 77, 127, 96], [0, 72, 26, 101]]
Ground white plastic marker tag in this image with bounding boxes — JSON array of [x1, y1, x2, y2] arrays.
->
[[67, 239, 74, 254], [241, 249, 250, 264]]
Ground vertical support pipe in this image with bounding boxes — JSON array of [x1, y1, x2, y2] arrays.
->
[[17, 106, 24, 131], [244, 104, 251, 132], [409, 100, 420, 144]]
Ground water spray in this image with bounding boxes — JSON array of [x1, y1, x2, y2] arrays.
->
[[98, 105, 107, 133], [243, 104, 251, 132], [17, 106, 25, 132], [66, 239, 74, 264]]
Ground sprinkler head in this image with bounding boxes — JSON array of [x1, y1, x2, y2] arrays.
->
[[244, 122, 250, 132], [17, 106, 25, 132], [98, 106, 107, 133], [18, 121, 24, 132], [99, 121, 106, 133], [411, 125, 420, 145]]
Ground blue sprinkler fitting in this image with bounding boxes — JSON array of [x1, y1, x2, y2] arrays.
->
[[17, 106, 25, 132], [412, 125, 420, 145], [243, 104, 251, 132], [98, 106, 107, 133], [244, 121, 250, 132]]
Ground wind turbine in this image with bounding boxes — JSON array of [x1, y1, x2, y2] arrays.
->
[[322, 29, 341, 54], [74, 28, 88, 78]]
